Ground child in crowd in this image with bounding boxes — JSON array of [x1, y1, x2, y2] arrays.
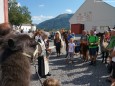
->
[[43, 78, 61, 86], [66, 38, 75, 63]]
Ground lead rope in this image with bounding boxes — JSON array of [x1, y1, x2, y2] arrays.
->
[[33, 61, 44, 86], [22, 51, 44, 86]]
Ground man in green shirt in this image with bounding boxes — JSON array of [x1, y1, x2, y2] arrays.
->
[[88, 30, 99, 66]]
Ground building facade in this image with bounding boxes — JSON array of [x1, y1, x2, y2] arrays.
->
[[69, 0, 115, 33], [20, 24, 36, 33]]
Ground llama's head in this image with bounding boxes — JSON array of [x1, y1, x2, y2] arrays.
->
[[8, 34, 37, 57]]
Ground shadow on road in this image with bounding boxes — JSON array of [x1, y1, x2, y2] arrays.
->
[[49, 54, 111, 86]]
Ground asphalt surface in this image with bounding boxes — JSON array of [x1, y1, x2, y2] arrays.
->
[[30, 42, 111, 86]]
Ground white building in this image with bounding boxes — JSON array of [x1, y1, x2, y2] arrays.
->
[[0, 0, 8, 24], [31, 24, 37, 31], [21, 24, 36, 33], [69, 0, 115, 33]]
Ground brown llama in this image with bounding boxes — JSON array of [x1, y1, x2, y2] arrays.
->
[[0, 23, 12, 82], [0, 34, 37, 86]]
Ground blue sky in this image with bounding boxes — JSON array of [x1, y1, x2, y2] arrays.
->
[[17, 0, 115, 24]]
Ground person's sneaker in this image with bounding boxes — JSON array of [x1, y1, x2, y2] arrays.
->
[[89, 61, 93, 65]]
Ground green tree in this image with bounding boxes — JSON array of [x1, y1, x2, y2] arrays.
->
[[8, 0, 32, 27]]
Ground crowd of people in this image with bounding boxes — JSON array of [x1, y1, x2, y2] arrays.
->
[[52, 28, 115, 86], [0, 23, 115, 86]]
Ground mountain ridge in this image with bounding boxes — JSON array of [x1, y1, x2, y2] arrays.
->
[[37, 13, 73, 31]]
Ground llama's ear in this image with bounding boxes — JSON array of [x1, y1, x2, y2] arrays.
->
[[8, 39, 15, 49]]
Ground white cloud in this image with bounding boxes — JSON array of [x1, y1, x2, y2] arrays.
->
[[32, 15, 54, 24], [39, 4, 45, 7], [65, 9, 73, 13]]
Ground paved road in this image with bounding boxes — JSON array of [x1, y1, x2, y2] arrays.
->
[[30, 42, 111, 86]]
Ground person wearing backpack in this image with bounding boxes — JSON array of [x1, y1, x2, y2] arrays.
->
[[88, 30, 99, 66]]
